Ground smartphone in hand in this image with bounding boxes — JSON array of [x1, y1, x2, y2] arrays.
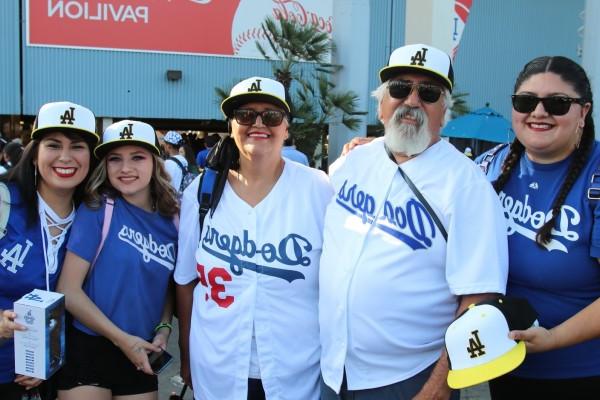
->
[[148, 350, 173, 375]]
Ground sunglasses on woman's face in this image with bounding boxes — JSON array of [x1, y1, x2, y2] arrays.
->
[[232, 109, 286, 127], [387, 81, 444, 104], [511, 94, 586, 116]]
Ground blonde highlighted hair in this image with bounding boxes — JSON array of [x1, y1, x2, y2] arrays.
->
[[85, 152, 179, 217]]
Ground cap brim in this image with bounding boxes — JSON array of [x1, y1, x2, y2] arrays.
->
[[31, 126, 99, 144], [94, 140, 160, 159], [221, 93, 290, 118], [379, 65, 453, 92], [447, 341, 526, 389]]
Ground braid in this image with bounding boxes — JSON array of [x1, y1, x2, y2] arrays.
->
[[493, 140, 525, 193], [536, 128, 594, 246]]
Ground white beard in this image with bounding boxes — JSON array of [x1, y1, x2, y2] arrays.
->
[[384, 106, 432, 157]]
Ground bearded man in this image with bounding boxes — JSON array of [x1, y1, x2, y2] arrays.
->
[[318, 44, 509, 400]]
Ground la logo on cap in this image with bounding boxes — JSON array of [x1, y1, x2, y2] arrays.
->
[[445, 296, 538, 389], [119, 123, 134, 139], [410, 47, 428, 66], [248, 79, 262, 93], [59, 107, 76, 125]]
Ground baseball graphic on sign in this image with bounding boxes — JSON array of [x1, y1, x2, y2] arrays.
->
[[231, 0, 277, 58]]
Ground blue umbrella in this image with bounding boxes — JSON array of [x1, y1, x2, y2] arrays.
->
[[442, 106, 514, 143]]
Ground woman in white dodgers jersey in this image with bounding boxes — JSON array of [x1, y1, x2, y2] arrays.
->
[[175, 77, 333, 400], [56, 120, 179, 400], [0, 101, 99, 400]]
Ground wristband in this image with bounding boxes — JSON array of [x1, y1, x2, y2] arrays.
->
[[154, 322, 173, 333]]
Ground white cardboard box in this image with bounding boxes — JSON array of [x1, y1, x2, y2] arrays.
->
[[14, 289, 65, 379]]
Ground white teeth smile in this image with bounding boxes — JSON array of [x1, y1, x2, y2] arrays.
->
[[55, 168, 75, 174], [249, 133, 270, 138], [529, 123, 553, 129]]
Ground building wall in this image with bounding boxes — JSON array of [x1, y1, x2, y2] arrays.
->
[[0, 1, 21, 115], [22, 47, 281, 119], [366, 0, 406, 125], [453, 0, 584, 120], [1, 0, 587, 129]]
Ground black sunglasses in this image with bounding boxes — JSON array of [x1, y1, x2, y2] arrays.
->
[[232, 109, 286, 127], [511, 94, 586, 116], [387, 81, 443, 104]]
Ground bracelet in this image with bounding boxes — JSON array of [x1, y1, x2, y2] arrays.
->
[[154, 322, 173, 333]]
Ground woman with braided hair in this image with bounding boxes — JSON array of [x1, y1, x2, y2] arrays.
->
[[477, 56, 600, 398]]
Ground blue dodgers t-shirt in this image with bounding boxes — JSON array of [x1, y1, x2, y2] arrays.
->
[[0, 184, 69, 383], [480, 142, 600, 379], [67, 197, 177, 340]]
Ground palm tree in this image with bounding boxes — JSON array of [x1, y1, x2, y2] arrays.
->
[[255, 17, 365, 165]]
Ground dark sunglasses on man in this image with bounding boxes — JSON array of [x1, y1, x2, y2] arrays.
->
[[511, 94, 586, 116], [233, 109, 286, 127], [387, 80, 444, 104]]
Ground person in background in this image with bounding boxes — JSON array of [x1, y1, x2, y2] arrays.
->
[[175, 76, 333, 400], [196, 133, 220, 169], [463, 146, 473, 158], [477, 56, 600, 398], [179, 143, 199, 174], [56, 120, 179, 400], [319, 44, 508, 400], [0, 141, 24, 175], [0, 101, 98, 400], [281, 136, 309, 166], [162, 130, 189, 191]]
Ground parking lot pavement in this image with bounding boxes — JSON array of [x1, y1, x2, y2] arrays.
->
[[158, 318, 193, 399]]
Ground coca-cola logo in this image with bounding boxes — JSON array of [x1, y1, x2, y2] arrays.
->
[[272, 0, 333, 33]]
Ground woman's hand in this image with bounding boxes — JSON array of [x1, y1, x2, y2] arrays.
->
[[118, 334, 161, 375], [14, 374, 43, 390], [152, 327, 170, 351], [341, 136, 375, 156], [510, 326, 558, 353], [0, 309, 25, 338]]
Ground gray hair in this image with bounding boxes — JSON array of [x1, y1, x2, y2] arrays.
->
[[371, 82, 453, 126]]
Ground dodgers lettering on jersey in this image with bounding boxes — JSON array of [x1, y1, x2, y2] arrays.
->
[[197, 226, 315, 309], [336, 179, 437, 249], [201, 227, 311, 282], [118, 225, 176, 269], [499, 191, 579, 252]]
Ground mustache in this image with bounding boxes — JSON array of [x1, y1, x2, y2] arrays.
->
[[391, 106, 426, 127]]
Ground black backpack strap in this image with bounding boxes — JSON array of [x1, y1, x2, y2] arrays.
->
[[197, 168, 217, 229], [478, 143, 509, 175], [195, 136, 240, 230], [168, 156, 186, 173], [588, 164, 600, 202], [385, 145, 447, 241]]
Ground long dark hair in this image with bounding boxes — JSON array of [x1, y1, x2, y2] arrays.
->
[[494, 56, 595, 246], [0, 131, 97, 226]]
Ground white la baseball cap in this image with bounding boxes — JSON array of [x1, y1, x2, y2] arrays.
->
[[445, 296, 538, 389], [379, 44, 454, 91], [31, 101, 98, 143], [220, 76, 290, 118], [95, 120, 160, 159]]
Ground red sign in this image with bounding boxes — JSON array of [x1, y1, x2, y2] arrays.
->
[[27, 0, 333, 59]]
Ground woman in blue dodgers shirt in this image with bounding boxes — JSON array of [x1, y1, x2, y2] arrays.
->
[[174, 77, 333, 400], [56, 120, 179, 400], [477, 57, 600, 398], [0, 101, 98, 399]]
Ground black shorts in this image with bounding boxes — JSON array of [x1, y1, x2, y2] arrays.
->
[[56, 327, 157, 396]]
